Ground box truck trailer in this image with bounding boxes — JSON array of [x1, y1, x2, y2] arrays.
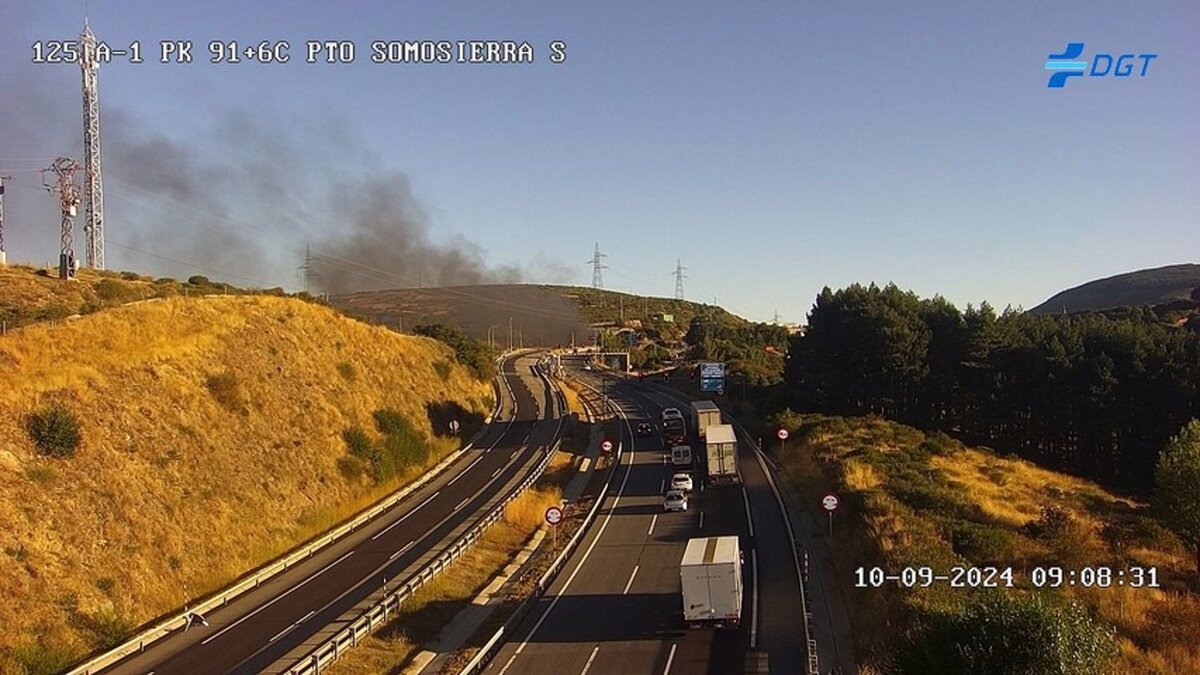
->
[[691, 400, 722, 440], [704, 423, 739, 485], [681, 535, 743, 628]]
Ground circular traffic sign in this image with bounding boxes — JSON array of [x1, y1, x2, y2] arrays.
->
[[545, 506, 564, 525], [821, 493, 840, 512], [777, 428, 789, 441], [601, 439, 614, 453]]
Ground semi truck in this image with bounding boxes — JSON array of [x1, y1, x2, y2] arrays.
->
[[691, 400, 722, 441], [703, 423, 739, 485], [681, 535, 743, 629]]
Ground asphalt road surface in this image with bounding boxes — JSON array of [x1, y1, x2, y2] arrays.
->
[[484, 364, 806, 675], [98, 352, 563, 675]]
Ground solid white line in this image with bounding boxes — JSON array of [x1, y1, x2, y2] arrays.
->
[[389, 540, 415, 561], [663, 643, 678, 675], [742, 487, 755, 537], [371, 491, 439, 542], [201, 551, 353, 645], [579, 645, 600, 675], [446, 453, 485, 486], [750, 549, 760, 649], [492, 466, 502, 478], [647, 514, 658, 536], [698, 511, 704, 530], [623, 565, 639, 595], [454, 496, 471, 512], [497, 416, 637, 675]]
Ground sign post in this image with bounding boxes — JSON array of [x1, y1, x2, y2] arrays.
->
[[821, 492, 840, 537], [545, 505, 564, 549], [777, 427, 789, 456]]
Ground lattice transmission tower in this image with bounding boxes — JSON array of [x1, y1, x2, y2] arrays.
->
[[673, 259, 687, 300], [80, 21, 105, 269], [42, 158, 83, 279], [588, 243, 608, 289]]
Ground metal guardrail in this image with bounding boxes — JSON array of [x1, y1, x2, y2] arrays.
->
[[459, 378, 622, 675], [66, 361, 508, 675], [281, 357, 562, 675], [284, 437, 562, 675]]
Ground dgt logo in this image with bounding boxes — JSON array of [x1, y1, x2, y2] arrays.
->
[[1045, 42, 1158, 88]]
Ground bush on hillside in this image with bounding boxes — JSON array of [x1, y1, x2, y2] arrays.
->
[[335, 361, 357, 381], [25, 403, 82, 458], [204, 372, 245, 412], [413, 323, 496, 380], [187, 275, 210, 286], [897, 592, 1118, 675]]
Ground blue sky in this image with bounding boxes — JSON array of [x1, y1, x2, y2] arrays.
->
[[1, 1, 1196, 323]]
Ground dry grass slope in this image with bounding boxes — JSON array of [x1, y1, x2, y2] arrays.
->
[[0, 294, 491, 673], [773, 414, 1200, 674]]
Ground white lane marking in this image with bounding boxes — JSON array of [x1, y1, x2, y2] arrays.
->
[[647, 514, 658, 536], [389, 540, 415, 561], [623, 565, 639, 595], [268, 609, 317, 644], [446, 453, 485, 486], [742, 487, 755, 537], [492, 466, 502, 478], [201, 551, 353, 645], [371, 491, 440, 542], [454, 496, 471, 512], [497, 413, 637, 674], [660, 478, 665, 493], [579, 645, 600, 675], [663, 643, 678, 675], [698, 512, 704, 530], [750, 549, 760, 649]]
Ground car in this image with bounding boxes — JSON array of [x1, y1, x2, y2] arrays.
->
[[636, 422, 654, 437], [671, 472, 694, 493], [664, 490, 688, 512], [582, 363, 593, 371], [661, 407, 683, 423]]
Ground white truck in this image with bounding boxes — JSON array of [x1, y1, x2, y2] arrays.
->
[[703, 423, 739, 485], [681, 535, 743, 629], [690, 400, 722, 441]]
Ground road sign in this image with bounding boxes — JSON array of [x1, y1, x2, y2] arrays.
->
[[700, 361, 726, 393], [777, 428, 789, 441], [449, 420, 460, 434], [821, 493, 840, 512], [545, 506, 564, 525], [601, 439, 614, 453]]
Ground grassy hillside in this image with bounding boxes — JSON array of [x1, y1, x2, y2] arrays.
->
[[770, 413, 1200, 674], [0, 295, 491, 673], [0, 263, 285, 331], [1031, 263, 1200, 314], [332, 284, 746, 348]]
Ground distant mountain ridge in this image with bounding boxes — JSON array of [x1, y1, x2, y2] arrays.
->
[[1030, 263, 1200, 314]]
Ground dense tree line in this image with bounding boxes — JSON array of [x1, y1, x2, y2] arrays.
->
[[787, 283, 1200, 492], [687, 315, 790, 387]]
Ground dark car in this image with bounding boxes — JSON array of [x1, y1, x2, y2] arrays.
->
[[636, 422, 654, 437]]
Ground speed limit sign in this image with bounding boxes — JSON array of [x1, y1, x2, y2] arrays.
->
[[545, 506, 564, 525], [777, 428, 789, 441], [601, 439, 614, 453]]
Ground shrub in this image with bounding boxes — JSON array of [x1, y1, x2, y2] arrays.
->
[[949, 522, 1016, 563], [24, 465, 57, 484], [26, 403, 82, 457], [204, 371, 244, 412], [335, 361, 357, 381], [342, 426, 374, 460], [119, 271, 141, 281], [95, 279, 137, 301], [433, 360, 453, 382], [10, 640, 78, 675], [187, 275, 210, 285], [337, 455, 366, 480], [897, 592, 1118, 675]]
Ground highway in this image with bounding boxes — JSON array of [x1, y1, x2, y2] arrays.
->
[[484, 363, 807, 675], [98, 352, 563, 675]]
